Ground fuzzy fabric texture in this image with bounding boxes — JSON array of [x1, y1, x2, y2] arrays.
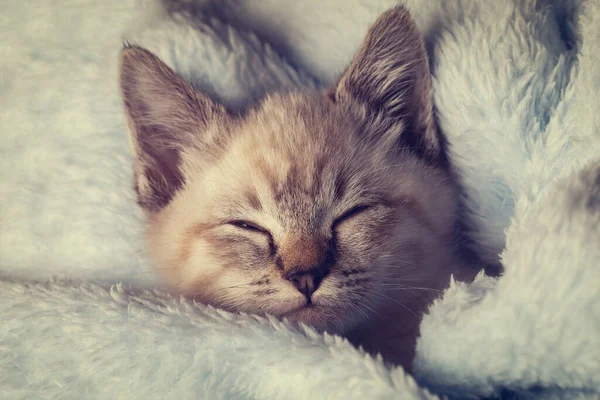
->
[[1, 0, 599, 399], [0, 278, 437, 399]]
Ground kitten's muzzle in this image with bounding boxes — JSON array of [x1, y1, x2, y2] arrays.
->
[[285, 267, 329, 301]]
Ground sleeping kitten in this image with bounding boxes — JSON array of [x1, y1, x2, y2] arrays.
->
[[120, 7, 482, 368]]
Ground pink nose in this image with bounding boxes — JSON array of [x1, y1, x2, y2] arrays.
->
[[286, 267, 328, 300]]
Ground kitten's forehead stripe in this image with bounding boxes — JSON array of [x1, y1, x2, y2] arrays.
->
[[244, 190, 262, 211], [309, 157, 327, 197], [255, 158, 279, 195], [333, 172, 348, 201], [281, 163, 302, 201]]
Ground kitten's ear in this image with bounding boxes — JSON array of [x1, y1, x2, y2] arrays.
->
[[332, 7, 446, 167], [120, 46, 226, 212]]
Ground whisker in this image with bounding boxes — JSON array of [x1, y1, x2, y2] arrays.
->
[[386, 276, 435, 283], [385, 260, 420, 268], [377, 284, 443, 293], [356, 298, 389, 322], [216, 283, 253, 290], [348, 302, 371, 322], [371, 292, 418, 317]]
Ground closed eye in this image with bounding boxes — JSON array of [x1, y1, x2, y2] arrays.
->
[[333, 204, 372, 228], [228, 220, 270, 235]]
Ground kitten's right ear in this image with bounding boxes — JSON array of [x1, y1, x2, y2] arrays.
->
[[120, 45, 226, 212]]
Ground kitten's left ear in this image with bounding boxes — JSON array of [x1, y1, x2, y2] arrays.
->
[[332, 6, 446, 167]]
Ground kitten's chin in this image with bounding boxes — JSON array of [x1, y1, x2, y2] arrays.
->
[[283, 306, 336, 333], [280, 303, 360, 334]]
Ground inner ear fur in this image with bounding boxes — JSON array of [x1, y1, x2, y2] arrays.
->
[[120, 45, 227, 212], [333, 6, 448, 168]]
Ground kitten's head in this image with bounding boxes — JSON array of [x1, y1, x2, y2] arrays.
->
[[120, 7, 460, 332]]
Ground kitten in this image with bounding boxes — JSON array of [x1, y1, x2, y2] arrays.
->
[[120, 7, 482, 368]]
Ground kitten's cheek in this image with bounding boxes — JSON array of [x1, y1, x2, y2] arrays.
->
[[155, 240, 222, 295]]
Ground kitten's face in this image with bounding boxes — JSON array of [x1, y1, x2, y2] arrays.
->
[[121, 7, 460, 333], [148, 95, 457, 331]]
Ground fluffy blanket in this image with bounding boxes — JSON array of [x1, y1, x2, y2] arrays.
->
[[1, 0, 599, 399]]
